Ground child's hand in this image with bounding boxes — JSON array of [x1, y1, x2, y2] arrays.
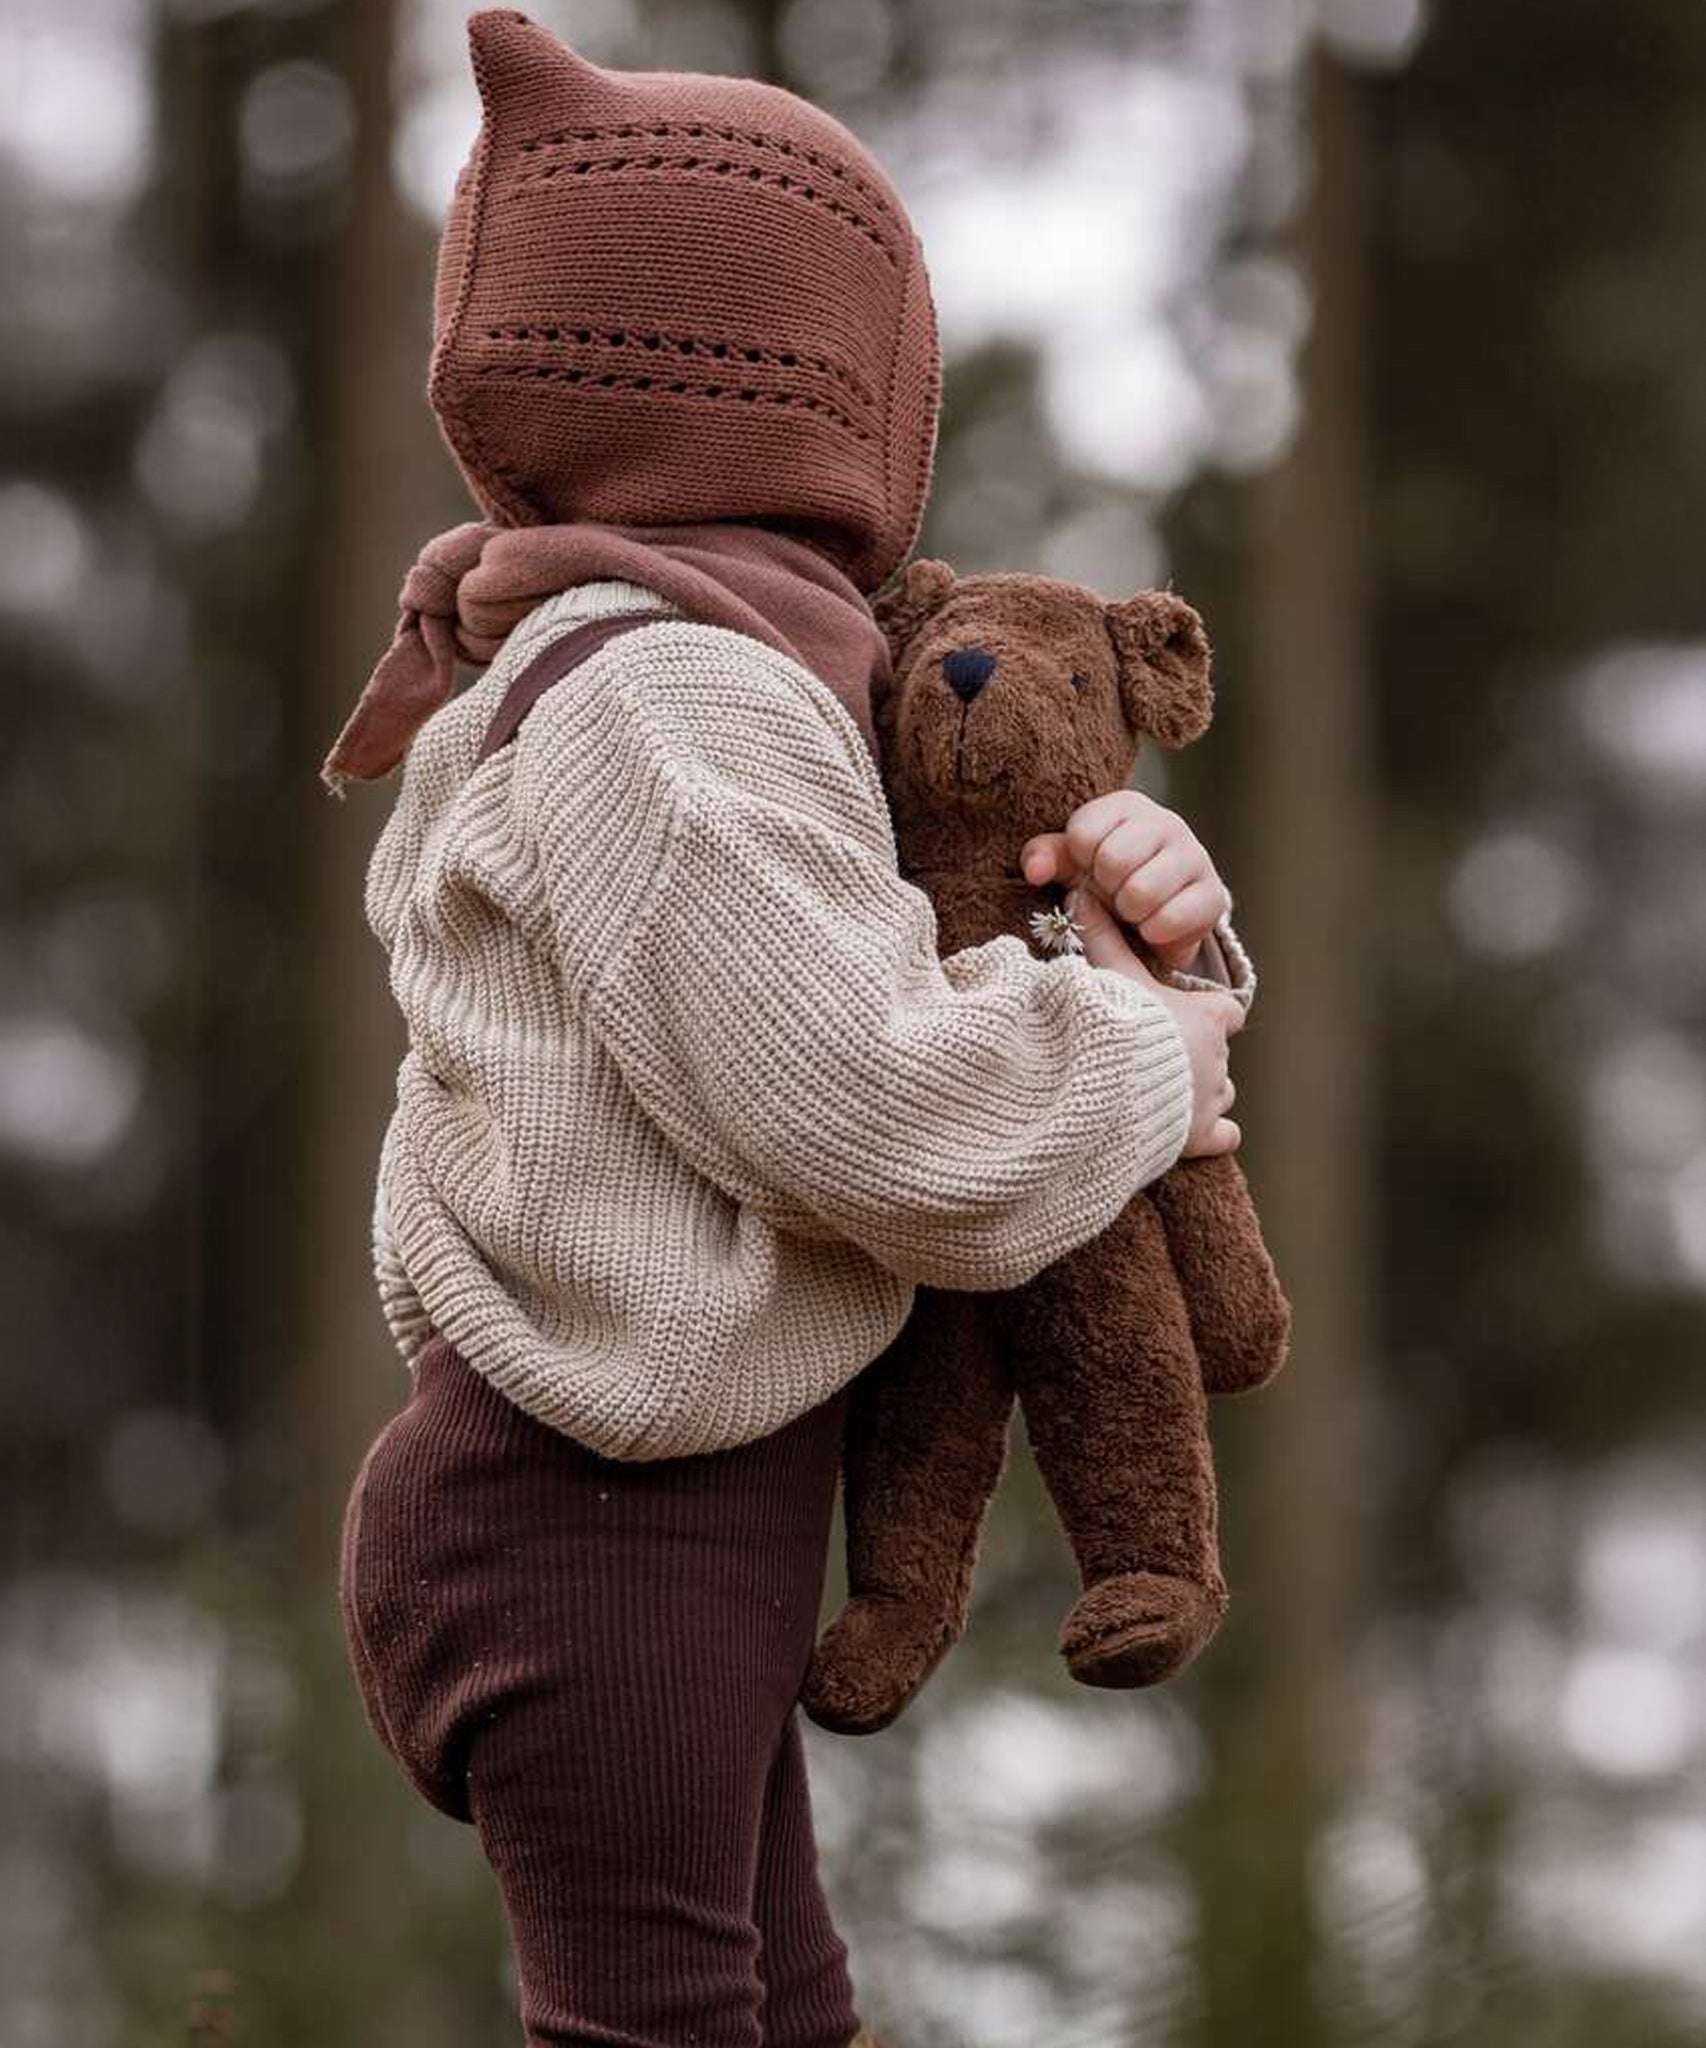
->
[[1041, 868, 1244, 1156], [1020, 790, 1230, 974]]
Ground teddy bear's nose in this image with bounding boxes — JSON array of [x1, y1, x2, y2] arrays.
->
[[943, 647, 997, 703]]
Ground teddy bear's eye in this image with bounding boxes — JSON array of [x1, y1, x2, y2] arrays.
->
[[1069, 670, 1088, 693]]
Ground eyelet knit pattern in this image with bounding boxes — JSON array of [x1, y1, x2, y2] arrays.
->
[[362, 580, 1197, 1462], [426, 10, 941, 592]]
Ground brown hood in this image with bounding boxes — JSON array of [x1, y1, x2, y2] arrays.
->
[[427, 8, 942, 594]]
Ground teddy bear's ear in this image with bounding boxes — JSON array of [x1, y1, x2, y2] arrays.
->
[[872, 557, 956, 659], [1106, 590, 1213, 749]]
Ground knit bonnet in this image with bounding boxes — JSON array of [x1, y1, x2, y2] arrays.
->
[[429, 9, 939, 591], [318, 8, 941, 793]]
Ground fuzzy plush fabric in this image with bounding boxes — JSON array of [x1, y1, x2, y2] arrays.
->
[[801, 563, 1292, 1735]]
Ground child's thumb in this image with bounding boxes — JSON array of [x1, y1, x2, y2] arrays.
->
[[1064, 884, 1153, 980]]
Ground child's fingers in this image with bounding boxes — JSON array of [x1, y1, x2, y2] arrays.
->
[[1021, 796, 1168, 886], [1061, 792, 1167, 875], [1025, 819, 1234, 988], [1109, 842, 1198, 931], [1190, 1117, 1242, 1158], [1019, 828, 1118, 887], [1138, 876, 1229, 955], [1061, 883, 1154, 978], [1019, 832, 1069, 885]]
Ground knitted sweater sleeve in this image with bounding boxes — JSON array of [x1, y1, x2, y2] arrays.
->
[[511, 621, 1198, 1294]]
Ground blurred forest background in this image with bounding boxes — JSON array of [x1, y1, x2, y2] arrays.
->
[[5, 0, 1706, 2043]]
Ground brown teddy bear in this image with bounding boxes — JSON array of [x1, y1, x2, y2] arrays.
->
[[800, 560, 1292, 1736]]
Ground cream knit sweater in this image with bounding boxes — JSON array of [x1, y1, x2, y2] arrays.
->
[[362, 575, 1222, 1460]]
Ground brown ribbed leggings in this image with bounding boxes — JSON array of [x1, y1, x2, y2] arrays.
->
[[337, 1331, 861, 2048]]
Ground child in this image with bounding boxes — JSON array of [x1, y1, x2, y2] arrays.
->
[[324, 12, 1248, 2046]]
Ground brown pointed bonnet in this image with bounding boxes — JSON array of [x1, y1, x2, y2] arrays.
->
[[431, 8, 941, 587], [320, 8, 942, 793]]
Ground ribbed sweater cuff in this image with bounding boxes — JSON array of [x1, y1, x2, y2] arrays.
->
[[1094, 967, 1196, 1186]]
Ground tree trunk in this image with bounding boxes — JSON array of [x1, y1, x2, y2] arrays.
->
[[283, 4, 490, 2039], [1191, 52, 1376, 2045]]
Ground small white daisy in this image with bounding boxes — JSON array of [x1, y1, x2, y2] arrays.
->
[[1027, 902, 1085, 955]]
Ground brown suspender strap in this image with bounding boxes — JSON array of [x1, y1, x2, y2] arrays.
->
[[474, 608, 680, 764]]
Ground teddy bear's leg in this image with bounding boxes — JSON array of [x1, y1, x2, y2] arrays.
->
[[801, 1287, 1012, 1735], [1013, 1193, 1228, 1689], [1145, 1155, 1292, 1393]]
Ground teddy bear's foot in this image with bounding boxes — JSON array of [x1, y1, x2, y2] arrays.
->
[[1059, 1572, 1226, 1690], [801, 1594, 956, 1736]]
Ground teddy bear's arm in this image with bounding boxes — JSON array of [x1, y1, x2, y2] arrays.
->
[[1136, 892, 1291, 1393]]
